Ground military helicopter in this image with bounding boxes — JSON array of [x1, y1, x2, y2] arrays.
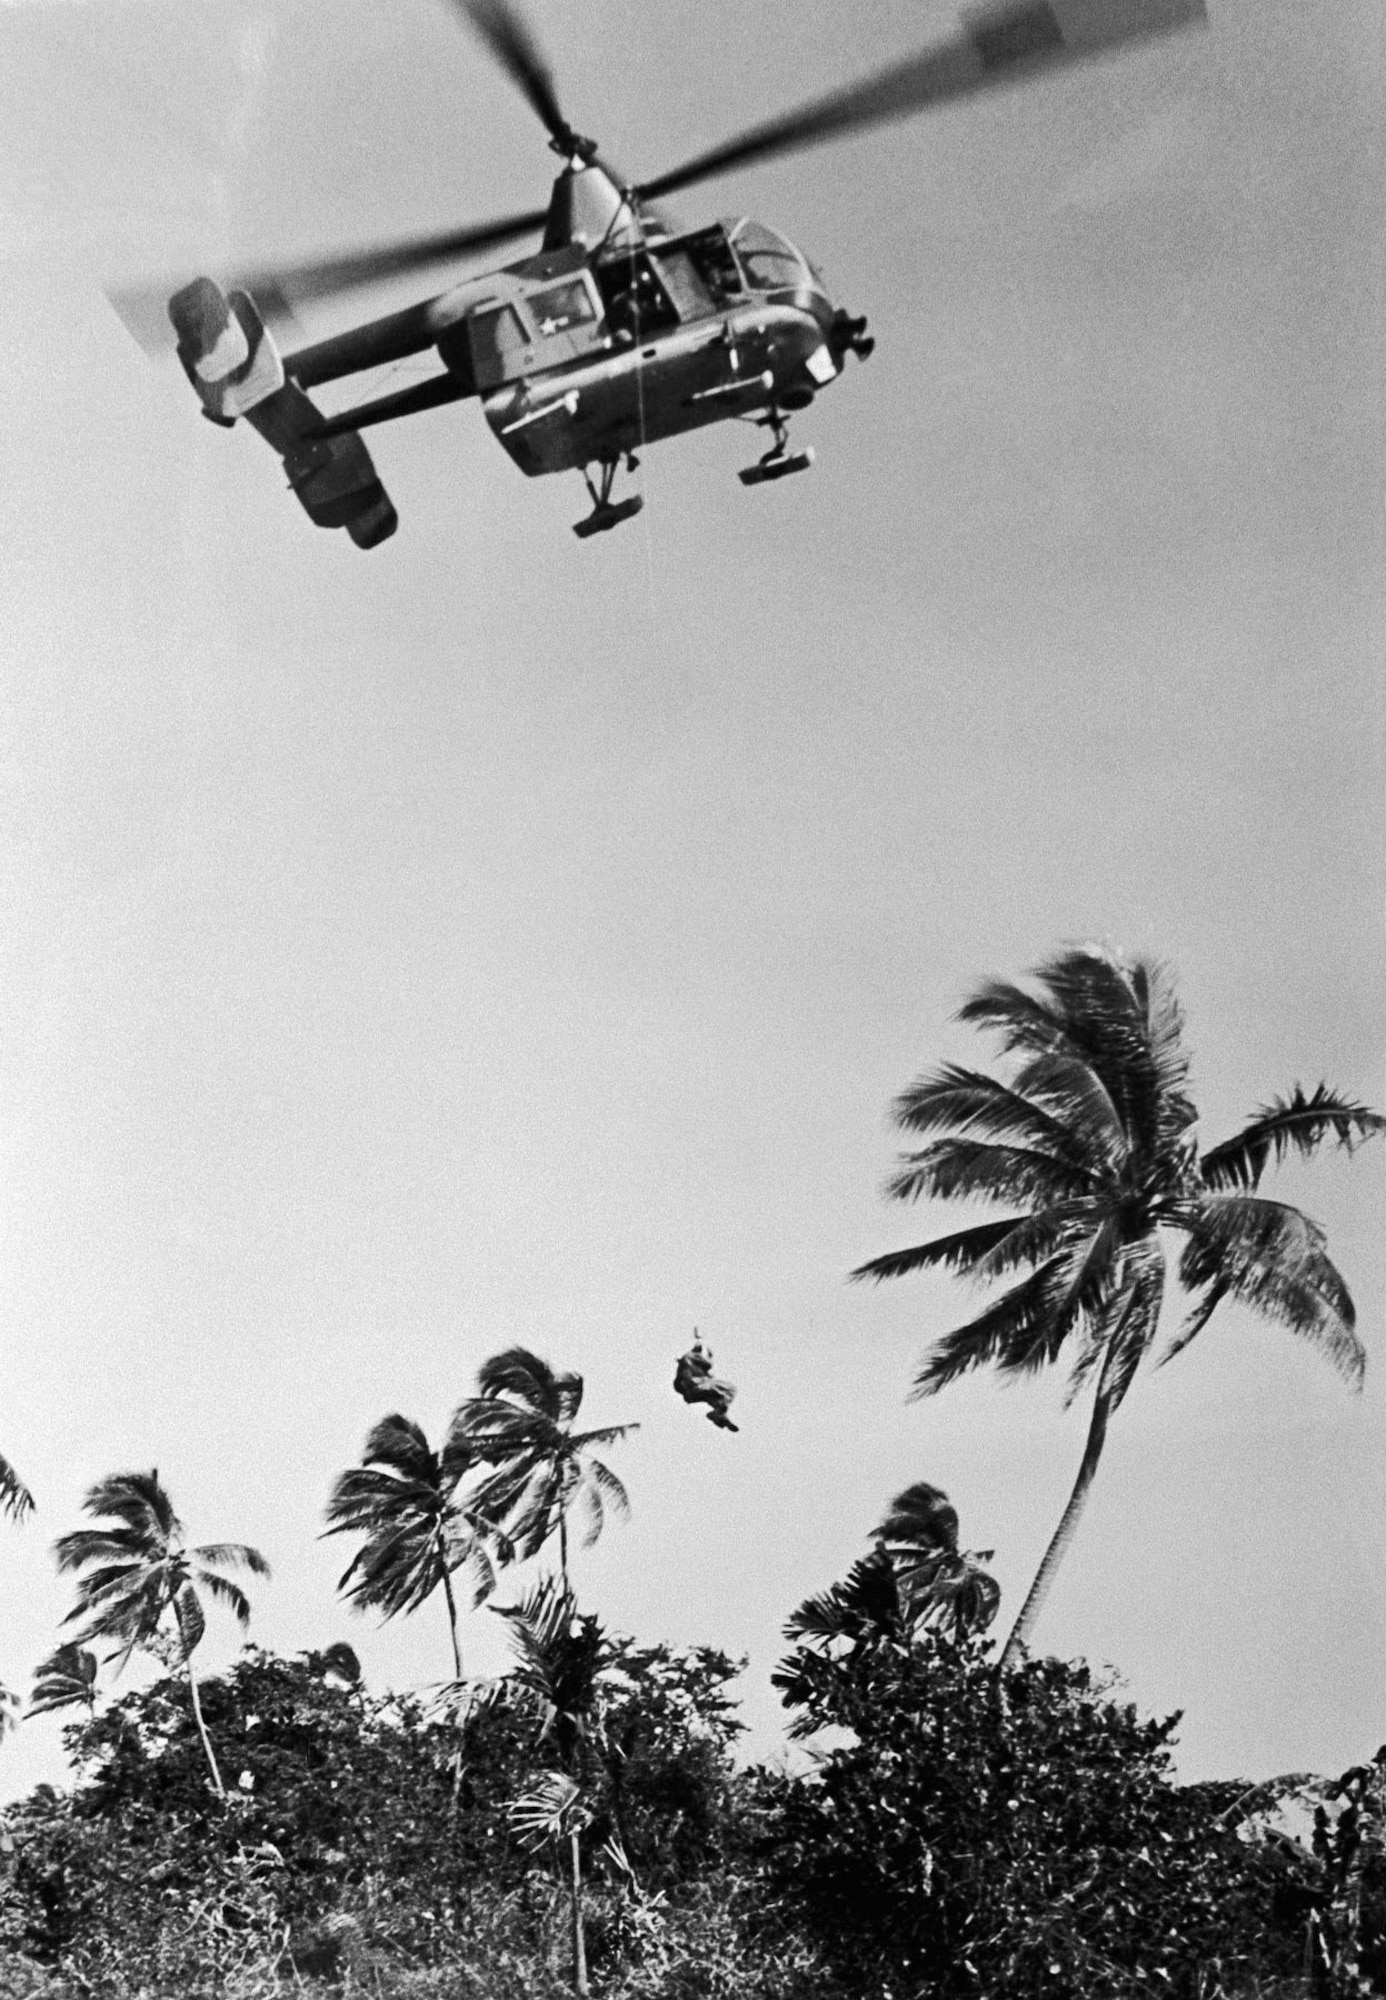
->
[[117, 0, 1205, 548]]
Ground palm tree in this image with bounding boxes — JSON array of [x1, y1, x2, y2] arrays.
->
[[29, 1642, 99, 1719], [778, 1482, 999, 1709], [53, 1470, 270, 1796], [449, 1349, 637, 1587], [852, 945, 1383, 1672], [873, 1481, 1001, 1639], [495, 1575, 615, 1998], [322, 1414, 506, 1682]]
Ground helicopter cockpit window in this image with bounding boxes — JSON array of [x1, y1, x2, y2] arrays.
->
[[529, 279, 596, 337], [729, 221, 810, 294]]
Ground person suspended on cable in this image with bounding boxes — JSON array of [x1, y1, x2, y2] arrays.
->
[[673, 1331, 738, 1432]]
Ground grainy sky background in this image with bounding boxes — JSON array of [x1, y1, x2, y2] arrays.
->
[[0, 0, 1381, 1800]]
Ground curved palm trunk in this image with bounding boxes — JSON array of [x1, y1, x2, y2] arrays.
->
[[568, 1826, 589, 1997], [998, 1349, 1119, 1673], [185, 1660, 226, 1798], [558, 1509, 570, 1592]]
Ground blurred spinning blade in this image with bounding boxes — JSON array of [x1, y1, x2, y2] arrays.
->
[[109, 0, 1203, 350], [637, 0, 1206, 201]]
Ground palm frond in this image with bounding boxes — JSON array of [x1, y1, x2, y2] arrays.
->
[[1035, 948, 1194, 1157], [52, 1528, 149, 1572], [1068, 1238, 1166, 1415], [507, 1769, 587, 1849], [970, 1206, 1091, 1285], [886, 1137, 1095, 1209], [910, 1258, 1072, 1397], [585, 1457, 631, 1521], [850, 1216, 1031, 1285], [889, 1065, 1104, 1174], [914, 1215, 1123, 1397], [955, 978, 1073, 1057], [1009, 1051, 1125, 1159], [1178, 1195, 1365, 1386], [1200, 1086, 1386, 1192], [192, 1542, 271, 1577], [566, 1423, 640, 1453], [195, 1569, 253, 1627], [1158, 1277, 1229, 1369], [475, 1348, 583, 1427], [0, 1453, 34, 1524], [874, 1482, 960, 1557], [338, 1519, 445, 1619], [784, 1547, 904, 1648], [77, 1472, 179, 1540], [172, 1583, 206, 1657]]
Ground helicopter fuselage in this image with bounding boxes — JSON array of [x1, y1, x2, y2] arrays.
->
[[439, 220, 860, 476]]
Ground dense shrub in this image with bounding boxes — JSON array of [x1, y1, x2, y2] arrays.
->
[[765, 1625, 1298, 1999]]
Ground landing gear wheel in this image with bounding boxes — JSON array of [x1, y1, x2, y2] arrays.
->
[[573, 495, 644, 538], [574, 456, 643, 538], [740, 449, 814, 486], [739, 407, 814, 487]]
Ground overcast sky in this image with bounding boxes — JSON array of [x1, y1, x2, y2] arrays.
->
[[0, 0, 1381, 1799]]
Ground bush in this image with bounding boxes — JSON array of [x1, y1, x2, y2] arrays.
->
[[765, 1626, 1297, 1998]]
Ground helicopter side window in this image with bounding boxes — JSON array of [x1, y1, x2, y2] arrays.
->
[[529, 279, 596, 337]]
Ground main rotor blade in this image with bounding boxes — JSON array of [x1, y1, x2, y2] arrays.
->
[[456, 0, 574, 151], [232, 205, 549, 306], [109, 205, 546, 353], [637, 0, 1205, 203]]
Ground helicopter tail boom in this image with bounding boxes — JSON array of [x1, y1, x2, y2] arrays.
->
[[168, 279, 398, 549]]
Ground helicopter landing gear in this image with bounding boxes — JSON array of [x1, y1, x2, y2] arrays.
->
[[573, 454, 644, 538], [738, 409, 815, 487]]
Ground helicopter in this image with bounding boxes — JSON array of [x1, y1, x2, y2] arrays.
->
[[117, 0, 1206, 549]]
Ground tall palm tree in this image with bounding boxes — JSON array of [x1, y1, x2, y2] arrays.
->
[[873, 1481, 1001, 1640], [449, 1350, 637, 1587], [852, 945, 1383, 1672], [53, 1470, 269, 1796], [322, 1414, 506, 1681]]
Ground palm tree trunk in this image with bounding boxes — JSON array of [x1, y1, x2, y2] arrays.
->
[[998, 1341, 1122, 1673], [441, 1564, 464, 1682], [185, 1659, 226, 1798], [568, 1826, 589, 1997], [559, 1510, 569, 1592], [441, 1560, 466, 1821]]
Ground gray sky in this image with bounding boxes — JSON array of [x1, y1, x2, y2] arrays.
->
[[0, 0, 1381, 1799]]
